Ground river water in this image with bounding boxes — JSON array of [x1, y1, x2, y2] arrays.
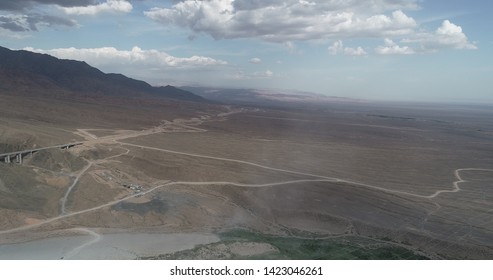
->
[[0, 232, 219, 259]]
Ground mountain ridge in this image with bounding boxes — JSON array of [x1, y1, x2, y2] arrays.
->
[[0, 46, 205, 102]]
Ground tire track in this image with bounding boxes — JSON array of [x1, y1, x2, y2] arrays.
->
[[1, 166, 490, 236], [62, 228, 101, 259], [60, 161, 92, 215], [120, 142, 484, 199]]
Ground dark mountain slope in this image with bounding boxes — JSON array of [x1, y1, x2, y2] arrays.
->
[[0, 46, 204, 102]]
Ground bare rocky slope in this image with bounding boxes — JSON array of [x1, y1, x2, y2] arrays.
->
[[0, 46, 204, 102]]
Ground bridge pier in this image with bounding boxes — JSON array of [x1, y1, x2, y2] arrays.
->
[[4, 156, 10, 163], [16, 154, 22, 164]]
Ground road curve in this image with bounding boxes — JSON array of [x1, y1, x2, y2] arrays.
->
[[0, 181, 173, 235], [119, 142, 480, 199], [2, 107, 492, 238], [1, 169, 491, 235], [426, 168, 493, 199]]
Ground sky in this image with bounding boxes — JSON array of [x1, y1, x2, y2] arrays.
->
[[0, 0, 492, 102]]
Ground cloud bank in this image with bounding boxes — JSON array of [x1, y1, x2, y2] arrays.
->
[[0, 13, 76, 32], [0, 0, 477, 57], [0, 1, 132, 33], [145, 0, 476, 54], [374, 20, 477, 55], [61, 0, 132, 15], [145, 1, 418, 42], [23, 46, 228, 69], [0, 0, 96, 11], [402, 20, 477, 52]]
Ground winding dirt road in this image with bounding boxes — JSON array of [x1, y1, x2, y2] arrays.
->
[[427, 168, 493, 199], [120, 141, 488, 200], [2, 167, 490, 236], [60, 161, 93, 215], [1, 107, 491, 244]]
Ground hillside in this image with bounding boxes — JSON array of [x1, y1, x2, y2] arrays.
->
[[0, 46, 204, 102]]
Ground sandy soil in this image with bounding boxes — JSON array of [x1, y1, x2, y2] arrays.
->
[[229, 242, 278, 256], [1, 101, 492, 259]]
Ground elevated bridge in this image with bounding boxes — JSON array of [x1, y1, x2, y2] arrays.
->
[[0, 142, 83, 164]]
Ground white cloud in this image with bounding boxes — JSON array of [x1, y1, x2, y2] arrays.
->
[[249, 57, 262, 64], [61, 0, 132, 16], [344, 46, 367, 56], [402, 20, 477, 51], [357, 10, 417, 36], [23, 46, 227, 69], [375, 38, 414, 55], [329, 40, 367, 56], [144, 1, 418, 42], [328, 40, 343, 55], [143, 1, 476, 55]]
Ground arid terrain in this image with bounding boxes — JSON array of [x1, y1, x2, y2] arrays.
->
[[1, 89, 492, 259], [0, 42, 492, 260]]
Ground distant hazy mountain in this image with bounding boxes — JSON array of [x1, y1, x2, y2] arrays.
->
[[0, 46, 204, 102], [181, 86, 362, 106]]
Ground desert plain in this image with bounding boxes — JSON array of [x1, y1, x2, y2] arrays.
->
[[0, 92, 492, 259]]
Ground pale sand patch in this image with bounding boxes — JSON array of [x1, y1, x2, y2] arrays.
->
[[229, 242, 279, 256], [24, 218, 43, 225], [44, 176, 71, 188]]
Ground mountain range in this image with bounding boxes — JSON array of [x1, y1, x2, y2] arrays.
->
[[0, 46, 204, 102], [182, 86, 362, 107]]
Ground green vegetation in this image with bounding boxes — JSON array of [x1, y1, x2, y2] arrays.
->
[[219, 229, 428, 260], [141, 229, 429, 260]]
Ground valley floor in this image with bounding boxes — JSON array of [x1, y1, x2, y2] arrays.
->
[[1, 102, 492, 259]]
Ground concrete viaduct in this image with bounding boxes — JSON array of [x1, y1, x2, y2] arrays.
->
[[0, 142, 82, 164]]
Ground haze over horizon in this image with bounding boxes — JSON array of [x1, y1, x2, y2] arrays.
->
[[1, 0, 491, 102]]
